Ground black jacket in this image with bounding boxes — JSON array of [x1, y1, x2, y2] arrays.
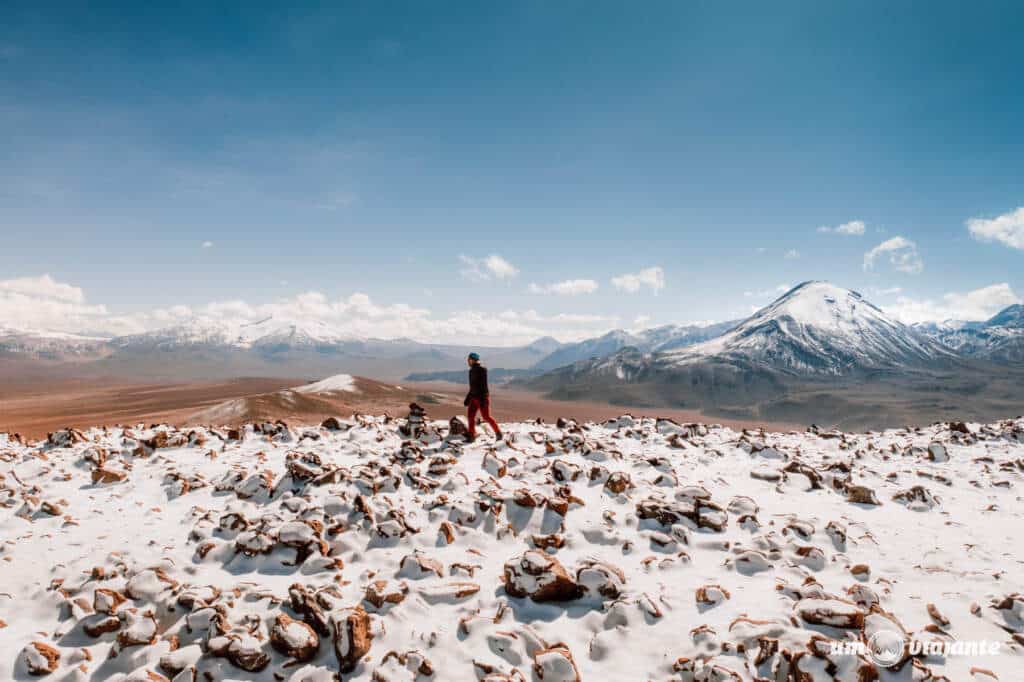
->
[[464, 364, 489, 405]]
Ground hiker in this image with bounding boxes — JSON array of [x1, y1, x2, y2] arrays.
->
[[464, 352, 502, 442]]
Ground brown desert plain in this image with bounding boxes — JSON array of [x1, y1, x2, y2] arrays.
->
[[0, 373, 794, 440]]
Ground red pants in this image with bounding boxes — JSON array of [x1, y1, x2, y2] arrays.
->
[[467, 396, 500, 437]]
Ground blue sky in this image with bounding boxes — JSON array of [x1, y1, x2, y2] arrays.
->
[[2, 1, 1023, 344]]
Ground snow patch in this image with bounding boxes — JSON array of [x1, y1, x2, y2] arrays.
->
[[294, 374, 358, 394]]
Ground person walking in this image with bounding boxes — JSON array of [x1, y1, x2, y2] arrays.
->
[[464, 352, 502, 442]]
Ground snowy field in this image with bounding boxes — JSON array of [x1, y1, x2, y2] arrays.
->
[[1, 413, 1022, 681]]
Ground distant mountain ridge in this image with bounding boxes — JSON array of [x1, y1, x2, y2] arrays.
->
[[914, 303, 1024, 362], [521, 282, 1024, 428], [4, 288, 1024, 389], [525, 281, 960, 399], [0, 317, 569, 381], [531, 320, 739, 371]]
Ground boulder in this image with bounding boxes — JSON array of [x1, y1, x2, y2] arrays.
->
[[331, 605, 373, 673], [21, 641, 60, 675], [533, 644, 581, 681], [795, 598, 865, 629], [503, 551, 580, 602], [269, 613, 319, 662]]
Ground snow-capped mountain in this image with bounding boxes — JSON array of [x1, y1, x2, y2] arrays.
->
[[539, 282, 954, 389], [110, 317, 353, 351], [532, 329, 644, 371], [655, 281, 952, 375], [988, 303, 1024, 328], [915, 304, 1024, 362], [0, 317, 568, 381], [0, 327, 109, 360], [531, 320, 737, 371]]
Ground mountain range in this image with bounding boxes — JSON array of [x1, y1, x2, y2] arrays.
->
[[3, 282, 1024, 428], [913, 304, 1024, 362], [0, 318, 565, 381], [521, 282, 1024, 429]]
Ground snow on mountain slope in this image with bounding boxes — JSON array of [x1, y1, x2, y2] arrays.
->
[[531, 329, 644, 371], [293, 374, 358, 394], [987, 303, 1024, 328], [112, 317, 353, 351], [658, 281, 951, 375], [0, 327, 110, 358], [915, 304, 1024, 361], [111, 317, 254, 349], [532, 321, 737, 371]]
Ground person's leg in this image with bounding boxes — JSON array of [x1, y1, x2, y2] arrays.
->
[[467, 398, 479, 438], [480, 398, 501, 435]]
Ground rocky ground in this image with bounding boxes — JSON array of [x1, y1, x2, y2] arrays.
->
[[0, 410, 1022, 680]]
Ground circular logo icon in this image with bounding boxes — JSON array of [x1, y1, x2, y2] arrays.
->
[[867, 629, 905, 667]]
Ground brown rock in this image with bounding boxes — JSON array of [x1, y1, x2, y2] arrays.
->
[[575, 559, 626, 600], [850, 564, 871, 579], [503, 550, 580, 602], [116, 610, 158, 648], [846, 485, 881, 505], [321, 416, 346, 431], [795, 598, 865, 629], [364, 580, 409, 609], [533, 644, 581, 681], [22, 641, 60, 675], [225, 636, 270, 672], [93, 588, 127, 614], [331, 605, 373, 673], [84, 615, 122, 637], [289, 583, 330, 636], [696, 584, 731, 607], [927, 602, 950, 628], [379, 650, 435, 678], [269, 613, 319, 662], [603, 471, 632, 494]]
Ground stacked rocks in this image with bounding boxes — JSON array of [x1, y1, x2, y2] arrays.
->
[[400, 402, 427, 438]]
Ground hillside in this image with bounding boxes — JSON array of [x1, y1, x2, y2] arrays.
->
[[1, 415, 1020, 679]]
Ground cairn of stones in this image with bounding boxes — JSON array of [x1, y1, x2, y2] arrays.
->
[[400, 402, 427, 438]]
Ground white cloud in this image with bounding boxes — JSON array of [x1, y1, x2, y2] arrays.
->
[[0, 274, 86, 303], [884, 283, 1021, 324], [0, 273, 621, 346], [611, 266, 665, 294], [201, 241, 214, 249], [863, 236, 923, 274], [459, 254, 520, 281], [817, 220, 865, 236], [784, 249, 800, 260], [0, 274, 117, 335], [867, 286, 902, 297], [966, 206, 1024, 250], [744, 283, 791, 299], [528, 279, 599, 296]]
